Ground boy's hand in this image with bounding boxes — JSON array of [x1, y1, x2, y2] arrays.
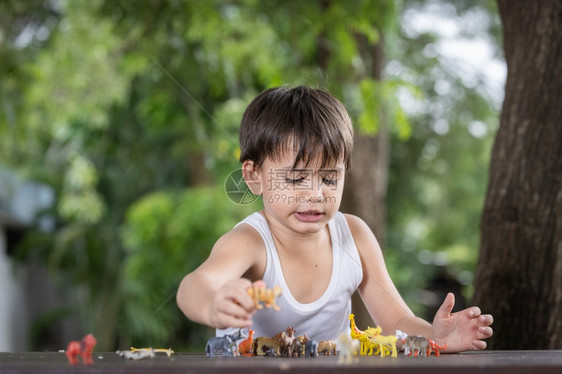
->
[[432, 293, 494, 352], [208, 279, 265, 329]]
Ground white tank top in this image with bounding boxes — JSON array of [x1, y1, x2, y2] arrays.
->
[[217, 211, 363, 341]]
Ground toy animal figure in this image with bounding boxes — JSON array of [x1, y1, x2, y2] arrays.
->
[[264, 347, 277, 357], [253, 332, 285, 356], [349, 314, 370, 355], [290, 338, 303, 357], [130, 347, 174, 357], [317, 340, 337, 355], [238, 329, 255, 356], [206, 329, 246, 358], [368, 333, 398, 358], [66, 334, 97, 365], [304, 339, 318, 358], [337, 333, 360, 364], [247, 285, 282, 311], [363, 326, 384, 356], [278, 327, 296, 357], [395, 330, 409, 355], [117, 349, 155, 360], [426, 338, 447, 356], [403, 335, 429, 357], [291, 335, 309, 357]]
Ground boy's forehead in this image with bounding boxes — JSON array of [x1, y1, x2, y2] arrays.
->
[[265, 153, 344, 171]]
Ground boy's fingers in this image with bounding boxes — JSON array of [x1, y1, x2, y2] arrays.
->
[[235, 288, 257, 312], [218, 299, 253, 320], [221, 279, 255, 312], [218, 313, 252, 329], [478, 326, 493, 339], [252, 280, 266, 288], [434, 292, 455, 320], [479, 314, 494, 326], [467, 306, 482, 319], [472, 340, 487, 350]]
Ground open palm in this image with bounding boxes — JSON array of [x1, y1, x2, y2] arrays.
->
[[432, 293, 494, 352]]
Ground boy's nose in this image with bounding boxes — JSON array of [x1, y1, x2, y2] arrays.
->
[[308, 181, 325, 202], [304, 193, 324, 203]]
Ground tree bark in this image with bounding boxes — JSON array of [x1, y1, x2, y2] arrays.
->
[[473, 0, 562, 349], [341, 35, 389, 330]]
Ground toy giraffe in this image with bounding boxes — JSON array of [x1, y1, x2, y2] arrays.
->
[[349, 314, 370, 355]]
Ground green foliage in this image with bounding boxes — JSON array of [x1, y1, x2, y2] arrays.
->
[[120, 187, 258, 348], [1, 0, 502, 350], [385, 0, 502, 309]]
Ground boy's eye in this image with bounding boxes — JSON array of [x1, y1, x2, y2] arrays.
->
[[321, 177, 337, 186], [286, 177, 305, 185]]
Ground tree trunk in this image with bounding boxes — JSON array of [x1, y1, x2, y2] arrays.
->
[[473, 0, 562, 349], [341, 36, 389, 330]]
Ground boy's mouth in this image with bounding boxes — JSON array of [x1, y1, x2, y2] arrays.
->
[[295, 210, 325, 222]]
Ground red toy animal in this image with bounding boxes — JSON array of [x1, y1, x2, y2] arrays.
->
[[66, 334, 97, 365]]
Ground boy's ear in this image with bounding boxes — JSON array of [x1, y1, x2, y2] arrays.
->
[[242, 160, 262, 196]]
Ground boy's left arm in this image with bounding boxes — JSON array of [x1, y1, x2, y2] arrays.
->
[[346, 213, 493, 352], [431, 292, 494, 352]]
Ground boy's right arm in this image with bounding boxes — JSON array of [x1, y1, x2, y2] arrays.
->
[[176, 225, 265, 329]]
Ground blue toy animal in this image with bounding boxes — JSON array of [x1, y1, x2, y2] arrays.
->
[[304, 339, 318, 358]]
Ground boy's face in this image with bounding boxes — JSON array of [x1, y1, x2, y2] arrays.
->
[[244, 148, 345, 234]]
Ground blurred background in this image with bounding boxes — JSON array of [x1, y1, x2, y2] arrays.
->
[[0, 0, 503, 352]]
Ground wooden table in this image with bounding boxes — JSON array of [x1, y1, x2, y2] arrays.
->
[[1, 350, 561, 373]]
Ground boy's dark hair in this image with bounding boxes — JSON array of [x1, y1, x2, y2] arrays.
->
[[239, 86, 354, 170]]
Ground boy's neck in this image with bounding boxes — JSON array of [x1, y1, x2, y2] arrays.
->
[[260, 210, 331, 255]]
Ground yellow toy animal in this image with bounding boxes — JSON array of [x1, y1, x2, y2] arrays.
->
[[369, 334, 398, 357], [247, 285, 282, 311]]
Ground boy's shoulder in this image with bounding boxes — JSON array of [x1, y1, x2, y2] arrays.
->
[[341, 213, 370, 233], [211, 217, 265, 254], [209, 217, 267, 280], [340, 213, 378, 251]]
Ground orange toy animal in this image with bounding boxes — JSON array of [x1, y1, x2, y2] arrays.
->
[[238, 329, 255, 356], [247, 285, 282, 311], [66, 334, 97, 365], [427, 338, 447, 356]]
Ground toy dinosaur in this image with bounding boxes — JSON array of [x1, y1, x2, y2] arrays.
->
[[247, 285, 282, 311], [66, 334, 97, 365], [238, 329, 255, 356]]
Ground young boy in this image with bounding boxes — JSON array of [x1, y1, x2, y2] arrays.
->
[[177, 85, 493, 352]]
